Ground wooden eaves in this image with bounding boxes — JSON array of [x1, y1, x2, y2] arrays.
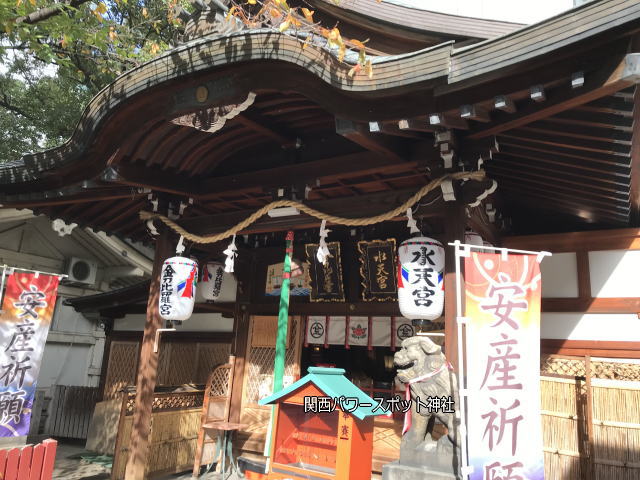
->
[[0, 0, 639, 239]]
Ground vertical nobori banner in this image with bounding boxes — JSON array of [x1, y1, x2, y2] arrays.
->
[[0, 273, 60, 437], [465, 253, 544, 480]]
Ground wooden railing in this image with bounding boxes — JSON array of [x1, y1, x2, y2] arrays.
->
[[47, 385, 99, 439]]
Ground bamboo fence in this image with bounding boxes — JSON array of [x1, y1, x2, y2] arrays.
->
[[104, 348, 640, 479], [540, 355, 640, 480], [111, 391, 204, 480]]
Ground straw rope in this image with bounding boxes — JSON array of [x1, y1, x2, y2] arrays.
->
[[139, 170, 486, 244]]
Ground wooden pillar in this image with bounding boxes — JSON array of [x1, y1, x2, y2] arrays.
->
[[228, 251, 255, 425], [96, 318, 113, 402], [124, 228, 173, 480], [443, 202, 466, 371]]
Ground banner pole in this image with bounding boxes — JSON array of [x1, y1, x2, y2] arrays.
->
[[453, 241, 471, 478], [0, 265, 7, 314], [264, 230, 294, 460]]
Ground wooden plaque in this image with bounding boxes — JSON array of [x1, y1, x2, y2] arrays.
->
[[305, 242, 345, 302], [357, 239, 398, 302]]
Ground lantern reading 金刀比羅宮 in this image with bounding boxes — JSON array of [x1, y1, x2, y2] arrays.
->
[[159, 256, 198, 321], [397, 237, 445, 320], [197, 261, 237, 302]]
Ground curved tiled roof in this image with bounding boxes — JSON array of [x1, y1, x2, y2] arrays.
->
[[1, 0, 639, 195], [309, 0, 524, 40]]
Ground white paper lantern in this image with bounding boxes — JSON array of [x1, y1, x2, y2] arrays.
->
[[465, 230, 484, 247], [397, 237, 445, 320], [159, 256, 198, 321], [197, 262, 237, 302]]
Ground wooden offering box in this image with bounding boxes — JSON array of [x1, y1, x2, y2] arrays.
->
[[259, 367, 386, 480]]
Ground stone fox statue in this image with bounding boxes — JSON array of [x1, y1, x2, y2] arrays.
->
[[394, 336, 459, 460]]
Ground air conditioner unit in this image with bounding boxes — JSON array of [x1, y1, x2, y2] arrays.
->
[[66, 257, 98, 285]]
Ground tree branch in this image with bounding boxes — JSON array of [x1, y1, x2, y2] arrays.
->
[[15, 0, 92, 25], [0, 93, 40, 123]]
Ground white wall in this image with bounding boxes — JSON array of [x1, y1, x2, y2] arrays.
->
[[113, 312, 234, 332], [39, 344, 93, 388], [37, 297, 105, 389], [589, 250, 640, 298], [542, 313, 640, 342], [539, 247, 640, 344], [540, 252, 578, 298]]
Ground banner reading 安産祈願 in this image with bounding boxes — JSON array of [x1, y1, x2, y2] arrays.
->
[[0, 273, 60, 437], [465, 252, 544, 480]]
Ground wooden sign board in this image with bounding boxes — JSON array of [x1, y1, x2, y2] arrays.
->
[[251, 316, 291, 348], [305, 242, 345, 302], [357, 239, 398, 302]]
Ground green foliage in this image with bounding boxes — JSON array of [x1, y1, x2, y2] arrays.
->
[[0, 57, 91, 159], [0, 0, 189, 161]]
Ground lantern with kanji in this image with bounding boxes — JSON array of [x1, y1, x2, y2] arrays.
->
[[397, 237, 445, 320], [259, 367, 385, 480], [196, 262, 237, 302], [159, 256, 198, 321]]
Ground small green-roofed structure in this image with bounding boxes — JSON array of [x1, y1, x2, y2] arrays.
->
[[258, 366, 388, 421]]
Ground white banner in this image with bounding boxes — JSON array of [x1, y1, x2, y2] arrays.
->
[[465, 252, 544, 480], [305, 316, 415, 347]]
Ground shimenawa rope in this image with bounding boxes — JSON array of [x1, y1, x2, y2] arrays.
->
[[139, 170, 486, 244]]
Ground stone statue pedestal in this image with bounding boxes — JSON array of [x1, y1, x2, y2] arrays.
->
[[382, 461, 459, 480]]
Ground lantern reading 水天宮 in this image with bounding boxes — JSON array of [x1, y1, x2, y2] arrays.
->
[[159, 256, 198, 321], [397, 237, 445, 320]]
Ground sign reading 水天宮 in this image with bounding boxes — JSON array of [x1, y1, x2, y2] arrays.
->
[[357, 239, 397, 301], [304, 242, 345, 302], [465, 253, 544, 480], [0, 273, 60, 437]]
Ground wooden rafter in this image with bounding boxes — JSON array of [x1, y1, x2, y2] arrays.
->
[[336, 118, 407, 163], [232, 113, 297, 148], [466, 54, 640, 139], [0, 189, 146, 209], [181, 187, 447, 236], [631, 85, 640, 226], [101, 152, 418, 201]]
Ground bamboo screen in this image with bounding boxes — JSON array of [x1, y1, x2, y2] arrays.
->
[[541, 354, 640, 381], [103, 341, 139, 400], [112, 406, 202, 479], [103, 340, 231, 399], [243, 317, 300, 405], [540, 370, 640, 479]]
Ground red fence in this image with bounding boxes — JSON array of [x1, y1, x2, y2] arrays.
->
[[0, 439, 57, 480]]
